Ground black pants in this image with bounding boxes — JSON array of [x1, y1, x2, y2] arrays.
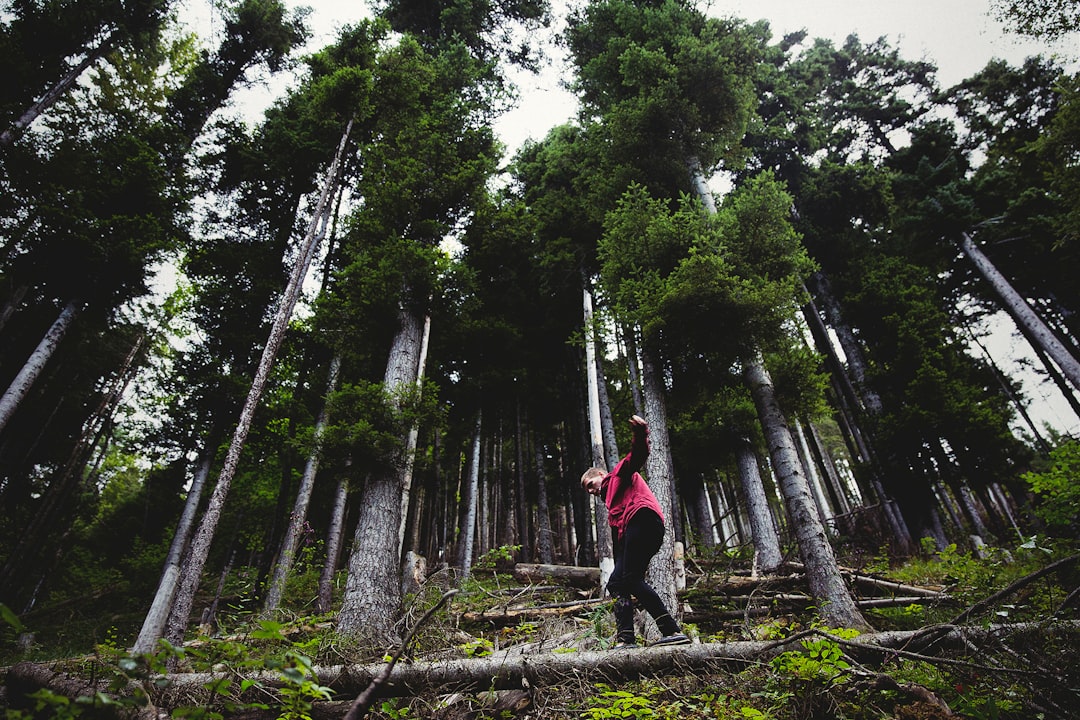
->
[[606, 509, 680, 642]]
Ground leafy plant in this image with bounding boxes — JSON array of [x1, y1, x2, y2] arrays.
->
[[584, 686, 657, 719]]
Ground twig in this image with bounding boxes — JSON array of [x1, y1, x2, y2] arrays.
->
[[342, 590, 457, 720], [949, 553, 1080, 624]]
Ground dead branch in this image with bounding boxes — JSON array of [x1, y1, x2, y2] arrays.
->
[[949, 553, 1080, 624]]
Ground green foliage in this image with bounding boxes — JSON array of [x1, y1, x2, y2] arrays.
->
[[584, 685, 657, 720], [770, 634, 852, 684], [1022, 438, 1080, 531]]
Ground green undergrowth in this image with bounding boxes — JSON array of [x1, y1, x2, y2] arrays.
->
[[2, 537, 1078, 719]]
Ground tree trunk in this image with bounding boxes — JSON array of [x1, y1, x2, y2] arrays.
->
[[316, 465, 350, 615], [583, 285, 614, 587], [263, 355, 342, 615], [398, 315, 431, 557], [735, 439, 783, 573], [808, 272, 883, 413], [639, 343, 679, 634], [337, 297, 424, 644], [744, 355, 871, 631], [793, 418, 834, 532], [0, 35, 113, 147], [0, 300, 80, 435], [163, 120, 352, 645], [960, 231, 1080, 392], [533, 440, 555, 565], [132, 443, 215, 654], [458, 412, 483, 578]]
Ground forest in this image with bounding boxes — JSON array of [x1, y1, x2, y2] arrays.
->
[[1, 0, 1079, 717]]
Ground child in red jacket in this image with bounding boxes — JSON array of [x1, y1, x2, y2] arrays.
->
[[581, 415, 690, 648]]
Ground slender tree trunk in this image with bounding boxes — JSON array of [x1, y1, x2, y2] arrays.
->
[[514, 405, 531, 561], [0, 300, 80, 435], [534, 441, 554, 564], [337, 298, 424, 644], [735, 439, 783, 572], [0, 35, 113, 147], [316, 465, 349, 615], [583, 285, 615, 587], [263, 355, 341, 615], [397, 314, 431, 557], [744, 355, 871, 631], [808, 272, 882, 413], [458, 412, 483, 578], [163, 121, 352, 646], [793, 419, 834, 532], [132, 444, 215, 654], [960, 232, 1080, 392]]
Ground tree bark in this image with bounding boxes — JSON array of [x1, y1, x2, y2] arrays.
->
[[960, 231, 1080, 392], [639, 343, 680, 634], [0, 300, 80, 435], [583, 284, 614, 587], [744, 355, 871, 631], [458, 412, 482, 577], [316, 465, 349, 615], [735, 439, 783, 573], [533, 441, 555, 565], [398, 315, 431, 557], [337, 297, 424, 644]]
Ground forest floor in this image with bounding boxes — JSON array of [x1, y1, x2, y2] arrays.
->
[[2, 541, 1079, 720]]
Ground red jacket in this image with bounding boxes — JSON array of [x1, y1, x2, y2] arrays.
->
[[601, 426, 665, 541]]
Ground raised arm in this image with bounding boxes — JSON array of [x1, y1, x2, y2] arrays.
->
[[620, 414, 650, 478]]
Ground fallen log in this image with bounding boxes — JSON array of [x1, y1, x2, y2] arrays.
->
[[461, 599, 604, 625], [511, 563, 599, 589], [12, 621, 1073, 715]]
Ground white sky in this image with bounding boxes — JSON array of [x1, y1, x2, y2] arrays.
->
[[176, 0, 1080, 438]]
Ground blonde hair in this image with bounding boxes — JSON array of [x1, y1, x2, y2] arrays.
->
[[580, 467, 606, 488]]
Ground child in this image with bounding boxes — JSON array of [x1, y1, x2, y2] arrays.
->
[[581, 415, 690, 648]]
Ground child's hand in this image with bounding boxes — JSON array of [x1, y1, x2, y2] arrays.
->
[[629, 414, 647, 428]]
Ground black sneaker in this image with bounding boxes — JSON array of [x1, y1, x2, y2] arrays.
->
[[612, 640, 638, 649], [651, 633, 690, 647]]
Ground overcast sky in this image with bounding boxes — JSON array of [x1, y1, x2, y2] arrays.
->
[[188, 0, 1079, 151]]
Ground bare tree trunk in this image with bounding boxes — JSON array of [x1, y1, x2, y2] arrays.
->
[[337, 298, 424, 644], [316, 465, 349, 614], [583, 285, 615, 587], [514, 405, 531, 561], [735, 439, 783, 573], [960, 232, 1080, 392], [0, 300, 80, 435], [263, 355, 341, 615], [132, 444, 215, 654], [0, 35, 113, 147], [744, 355, 871, 631], [162, 120, 352, 647], [398, 315, 431, 557], [534, 441, 554, 564], [793, 419, 834, 532], [458, 412, 482, 578]]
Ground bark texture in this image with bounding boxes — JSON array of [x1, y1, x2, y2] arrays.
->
[[744, 356, 871, 631]]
